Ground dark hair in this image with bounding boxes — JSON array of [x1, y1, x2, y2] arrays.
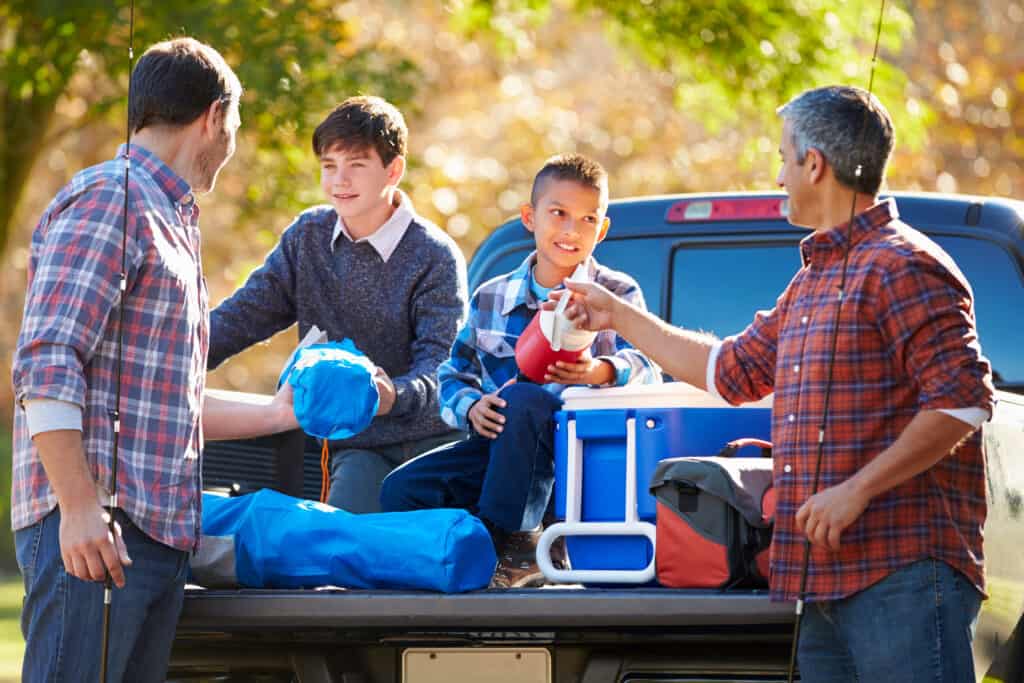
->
[[530, 153, 609, 206], [777, 85, 895, 195], [312, 96, 408, 164], [128, 38, 241, 134]]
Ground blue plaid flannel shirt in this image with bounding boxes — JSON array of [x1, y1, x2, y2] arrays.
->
[[439, 253, 661, 430]]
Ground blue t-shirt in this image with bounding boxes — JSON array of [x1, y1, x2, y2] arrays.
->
[[529, 268, 553, 302]]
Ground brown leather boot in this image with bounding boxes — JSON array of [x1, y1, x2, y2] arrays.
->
[[489, 530, 570, 588]]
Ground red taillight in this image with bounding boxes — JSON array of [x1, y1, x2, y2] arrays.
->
[[665, 198, 789, 223]]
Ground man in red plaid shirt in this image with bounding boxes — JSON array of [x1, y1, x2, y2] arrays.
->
[[553, 86, 994, 681], [12, 39, 297, 682]]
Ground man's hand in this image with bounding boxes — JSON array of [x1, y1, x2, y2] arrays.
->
[[544, 351, 615, 386], [374, 367, 397, 416], [468, 379, 516, 439], [546, 280, 624, 332], [795, 479, 871, 551], [59, 501, 132, 587], [269, 380, 298, 432]]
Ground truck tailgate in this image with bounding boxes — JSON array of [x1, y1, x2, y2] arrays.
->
[[178, 586, 793, 631]]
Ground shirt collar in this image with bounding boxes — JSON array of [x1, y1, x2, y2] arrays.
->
[[331, 189, 414, 262], [498, 252, 598, 316], [118, 143, 195, 208], [799, 198, 899, 267]]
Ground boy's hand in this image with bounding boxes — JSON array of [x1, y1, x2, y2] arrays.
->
[[544, 352, 615, 386], [546, 280, 623, 331], [374, 368, 397, 416], [467, 379, 516, 439]]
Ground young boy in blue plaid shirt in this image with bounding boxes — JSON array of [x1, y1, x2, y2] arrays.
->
[[380, 154, 659, 587]]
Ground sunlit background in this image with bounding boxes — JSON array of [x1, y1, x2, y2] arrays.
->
[[0, 0, 1021, 676]]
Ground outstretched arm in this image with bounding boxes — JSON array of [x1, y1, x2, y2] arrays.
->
[[202, 384, 298, 441], [550, 281, 715, 388]]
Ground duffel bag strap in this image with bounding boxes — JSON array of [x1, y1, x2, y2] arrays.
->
[[718, 438, 772, 458]]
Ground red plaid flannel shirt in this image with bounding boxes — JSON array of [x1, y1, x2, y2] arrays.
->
[[714, 199, 995, 602]]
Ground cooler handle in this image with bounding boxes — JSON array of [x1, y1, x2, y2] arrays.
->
[[541, 416, 657, 584], [719, 438, 772, 458]]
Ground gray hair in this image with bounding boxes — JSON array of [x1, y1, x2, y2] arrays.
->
[[777, 86, 895, 195]]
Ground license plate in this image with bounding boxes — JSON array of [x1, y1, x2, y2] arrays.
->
[[402, 647, 551, 683]]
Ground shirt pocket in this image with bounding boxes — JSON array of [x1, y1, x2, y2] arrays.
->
[[476, 330, 516, 358]]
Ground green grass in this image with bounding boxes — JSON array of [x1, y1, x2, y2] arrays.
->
[[985, 575, 1024, 628], [0, 576, 23, 682]]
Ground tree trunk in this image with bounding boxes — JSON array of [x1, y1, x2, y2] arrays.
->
[[1, 91, 61, 254]]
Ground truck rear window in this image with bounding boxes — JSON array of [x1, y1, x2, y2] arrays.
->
[[669, 238, 1022, 389]]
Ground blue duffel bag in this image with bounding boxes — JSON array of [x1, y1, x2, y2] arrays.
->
[[191, 489, 496, 593]]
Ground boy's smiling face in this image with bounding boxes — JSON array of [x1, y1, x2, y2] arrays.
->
[[319, 144, 404, 234], [521, 178, 610, 288]]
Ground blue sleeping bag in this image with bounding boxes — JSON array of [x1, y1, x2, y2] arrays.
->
[[191, 490, 496, 592]]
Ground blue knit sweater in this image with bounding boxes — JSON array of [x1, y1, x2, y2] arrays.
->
[[209, 204, 468, 448]]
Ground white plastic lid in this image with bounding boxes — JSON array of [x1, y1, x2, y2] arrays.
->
[[540, 309, 597, 352], [559, 382, 773, 410]]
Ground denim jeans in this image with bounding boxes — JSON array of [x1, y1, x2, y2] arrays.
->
[[380, 382, 562, 532], [798, 558, 982, 683], [327, 430, 463, 513], [16, 507, 189, 683]]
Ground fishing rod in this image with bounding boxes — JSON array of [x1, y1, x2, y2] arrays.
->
[[785, 1, 887, 681], [100, 0, 135, 679]]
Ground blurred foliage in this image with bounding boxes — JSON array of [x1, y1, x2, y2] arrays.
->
[[887, 0, 1022, 196], [0, 0, 420, 253], [0, 432, 11, 574], [453, 0, 916, 136]]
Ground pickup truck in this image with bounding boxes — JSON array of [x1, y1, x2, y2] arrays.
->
[[169, 191, 1024, 683]]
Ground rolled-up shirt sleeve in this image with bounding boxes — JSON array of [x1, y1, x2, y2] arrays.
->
[[938, 407, 989, 428], [13, 178, 143, 409], [23, 399, 83, 436], [876, 254, 996, 416], [713, 294, 785, 405]]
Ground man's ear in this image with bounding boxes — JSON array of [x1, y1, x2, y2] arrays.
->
[[596, 216, 611, 243], [805, 147, 827, 184], [520, 203, 535, 234], [386, 155, 406, 186], [198, 99, 224, 140]]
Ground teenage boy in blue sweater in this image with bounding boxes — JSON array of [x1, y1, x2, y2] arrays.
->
[[209, 96, 468, 513], [380, 154, 660, 587]]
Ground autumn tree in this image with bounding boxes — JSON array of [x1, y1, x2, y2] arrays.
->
[[0, 0, 419, 254], [0, 0, 913, 255]]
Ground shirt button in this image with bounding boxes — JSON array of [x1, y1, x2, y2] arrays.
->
[[801, 316, 808, 324], [788, 414, 796, 423], [793, 364, 800, 373], [783, 464, 792, 473]]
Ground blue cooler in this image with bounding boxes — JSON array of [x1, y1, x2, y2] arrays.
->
[[538, 383, 771, 584]]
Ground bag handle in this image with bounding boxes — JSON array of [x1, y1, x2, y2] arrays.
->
[[718, 438, 772, 458]]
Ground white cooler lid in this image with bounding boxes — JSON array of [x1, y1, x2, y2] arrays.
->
[[560, 382, 773, 411]]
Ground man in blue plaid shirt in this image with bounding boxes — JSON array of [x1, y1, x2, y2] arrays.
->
[[381, 154, 659, 587]]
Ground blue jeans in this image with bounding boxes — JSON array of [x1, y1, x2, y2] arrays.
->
[[380, 383, 562, 532], [798, 558, 982, 683], [327, 430, 462, 513], [16, 508, 189, 683]]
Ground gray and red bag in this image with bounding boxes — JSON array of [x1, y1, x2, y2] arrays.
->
[[649, 439, 776, 589]]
